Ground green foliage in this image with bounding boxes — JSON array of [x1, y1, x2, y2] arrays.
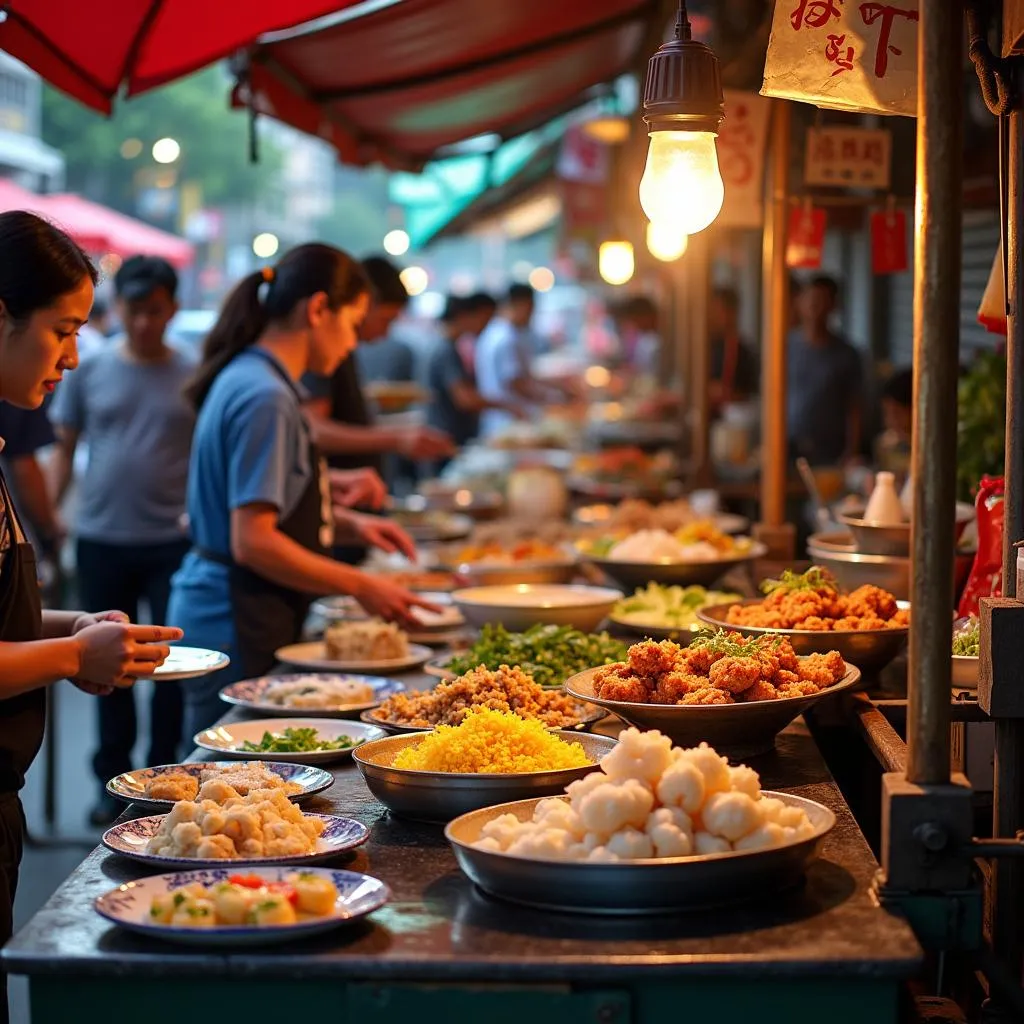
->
[[41, 66, 280, 214], [957, 349, 1007, 501]]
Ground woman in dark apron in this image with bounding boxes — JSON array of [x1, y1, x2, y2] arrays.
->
[[0, 211, 182, 1022], [168, 244, 437, 741]]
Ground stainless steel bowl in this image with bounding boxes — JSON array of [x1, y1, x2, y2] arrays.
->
[[445, 791, 836, 914], [439, 558, 578, 588], [952, 655, 978, 691], [452, 583, 621, 632], [586, 543, 767, 591], [388, 511, 474, 543], [398, 490, 505, 521], [353, 731, 616, 823], [697, 600, 909, 674], [565, 664, 862, 759], [837, 502, 974, 557], [805, 533, 974, 603]]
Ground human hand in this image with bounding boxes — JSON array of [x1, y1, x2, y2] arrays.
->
[[74, 623, 183, 688], [344, 512, 418, 561], [72, 679, 115, 697], [329, 467, 388, 510], [397, 426, 455, 460], [353, 576, 443, 629], [71, 609, 130, 634]]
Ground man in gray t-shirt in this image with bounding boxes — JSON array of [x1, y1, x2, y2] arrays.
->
[[786, 275, 864, 466], [49, 255, 196, 826]]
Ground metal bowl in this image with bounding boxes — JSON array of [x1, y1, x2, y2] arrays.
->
[[567, 475, 684, 502], [452, 583, 622, 632], [697, 600, 909, 674], [359, 702, 608, 736], [403, 489, 504, 521], [565, 664, 861, 759], [388, 511, 474, 543], [837, 502, 975, 557], [438, 558, 578, 588], [586, 543, 767, 591], [353, 731, 616, 823], [445, 791, 836, 915], [806, 532, 974, 602], [952, 655, 978, 691]]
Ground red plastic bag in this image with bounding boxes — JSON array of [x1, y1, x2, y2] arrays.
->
[[957, 475, 1004, 618]]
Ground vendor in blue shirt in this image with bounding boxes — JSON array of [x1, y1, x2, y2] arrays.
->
[[168, 244, 437, 740]]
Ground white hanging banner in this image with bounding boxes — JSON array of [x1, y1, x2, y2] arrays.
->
[[761, 0, 920, 117], [804, 126, 892, 188], [716, 90, 772, 228]]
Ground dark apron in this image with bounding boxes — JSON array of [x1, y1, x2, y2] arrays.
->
[[196, 350, 331, 679], [0, 467, 45, 1024]]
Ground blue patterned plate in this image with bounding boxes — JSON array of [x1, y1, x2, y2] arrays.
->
[[102, 813, 368, 869], [219, 673, 407, 718], [95, 866, 389, 947], [106, 761, 334, 813]]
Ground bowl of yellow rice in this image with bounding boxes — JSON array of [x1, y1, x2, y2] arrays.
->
[[352, 709, 617, 822]]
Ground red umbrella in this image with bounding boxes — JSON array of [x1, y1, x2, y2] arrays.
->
[[0, 0, 366, 113]]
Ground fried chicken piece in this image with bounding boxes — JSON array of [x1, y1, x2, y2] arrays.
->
[[743, 680, 779, 702], [652, 670, 703, 704], [889, 608, 910, 628], [597, 674, 651, 703], [795, 651, 845, 687], [793, 616, 833, 631], [775, 669, 800, 686], [774, 639, 800, 672], [678, 687, 735, 705], [845, 585, 898, 622], [677, 645, 716, 675], [777, 680, 821, 698], [751, 649, 781, 681], [708, 656, 762, 694], [626, 639, 683, 676]]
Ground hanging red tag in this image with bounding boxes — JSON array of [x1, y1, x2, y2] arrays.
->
[[786, 205, 826, 268], [870, 208, 908, 274]]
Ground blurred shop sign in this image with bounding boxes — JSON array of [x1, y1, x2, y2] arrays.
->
[[716, 90, 771, 229], [787, 204, 827, 268], [805, 126, 891, 188], [557, 126, 609, 184], [762, 0, 919, 116]]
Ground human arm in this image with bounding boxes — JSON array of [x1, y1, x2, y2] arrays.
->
[[304, 398, 453, 459], [328, 467, 388, 510], [332, 508, 417, 561]]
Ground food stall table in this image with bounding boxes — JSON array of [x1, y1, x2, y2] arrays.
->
[[4, 679, 922, 1024]]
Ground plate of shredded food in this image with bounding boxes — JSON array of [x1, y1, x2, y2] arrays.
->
[[362, 665, 606, 735], [697, 566, 910, 672], [428, 623, 627, 688], [219, 673, 406, 718], [95, 866, 390, 947], [952, 616, 979, 690], [276, 620, 433, 673], [106, 760, 333, 813], [564, 632, 861, 757], [353, 708, 618, 822], [150, 646, 231, 681], [195, 719, 384, 764], [445, 729, 835, 913], [102, 786, 368, 868], [609, 583, 745, 638]]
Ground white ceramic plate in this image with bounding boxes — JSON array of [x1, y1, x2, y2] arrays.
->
[[95, 866, 390, 947], [103, 813, 368, 869], [194, 718, 385, 764], [311, 596, 367, 621], [150, 646, 230, 681], [275, 641, 433, 674], [219, 673, 406, 718], [106, 761, 334, 812]]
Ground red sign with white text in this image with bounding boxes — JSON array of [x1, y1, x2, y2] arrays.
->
[[871, 209, 908, 274], [787, 206, 827, 268]]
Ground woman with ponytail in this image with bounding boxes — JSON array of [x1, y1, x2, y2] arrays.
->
[[169, 244, 436, 738]]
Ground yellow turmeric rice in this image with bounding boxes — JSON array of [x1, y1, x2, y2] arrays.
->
[[392, 708, 592, 774]]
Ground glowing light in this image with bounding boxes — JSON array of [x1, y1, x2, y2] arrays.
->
[[639, 131, 724, 235], [528, 266, 555, 292], [120, 138, 143, 159], [581, 115, 630, 145], [383, 229, 410, 256], [584, 365, 612, 388], [598, 240, 634, 286], [646, 220, 689, 262], [399, 266, 429, 296], [151, 137, 181, 164], [252, 232, 280, 259]]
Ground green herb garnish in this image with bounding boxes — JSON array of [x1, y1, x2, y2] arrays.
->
[[240, 727, 358, 753], [761, 566, 838, 596], [689, 628, 781, 657], [447, 623, 627, 688]]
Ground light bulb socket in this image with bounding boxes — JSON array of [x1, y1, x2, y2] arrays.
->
[[642, 33, 724, 135]]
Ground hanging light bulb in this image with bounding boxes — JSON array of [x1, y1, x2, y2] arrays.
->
[[646, 220, 689, 262], [599, 240, 634, 286], [639, 0, 725, 235]]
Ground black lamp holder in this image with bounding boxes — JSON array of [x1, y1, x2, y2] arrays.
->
[[642, 0, 725, 134]]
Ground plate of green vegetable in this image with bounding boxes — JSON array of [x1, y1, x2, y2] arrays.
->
[[194, 719, 386, 764], [427, 623, 628, 689], [952, 617, 979, 690], [609, 583, 745, 639]]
